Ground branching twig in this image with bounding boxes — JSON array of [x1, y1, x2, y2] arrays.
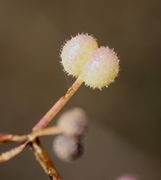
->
[[0, 80, 82, 179], [0, 80, 83, 180]]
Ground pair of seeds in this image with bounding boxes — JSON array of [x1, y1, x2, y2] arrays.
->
[[53, 108, 87, 162], [61, 33, 119, 89]]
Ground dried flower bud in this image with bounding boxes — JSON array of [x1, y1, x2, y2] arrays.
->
[[61, 33, 98, 77], [53, 135, 83, 162], [80, 47, 119, 89], [57, 108, 87, 137]]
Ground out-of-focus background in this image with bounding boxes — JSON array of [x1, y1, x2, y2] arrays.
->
[[0, 0, 161, 179]]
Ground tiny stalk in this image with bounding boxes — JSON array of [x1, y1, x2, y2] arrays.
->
[[31, 139, 61, 180], [33, 78, 83, 131], [0, 126, 62, 144]]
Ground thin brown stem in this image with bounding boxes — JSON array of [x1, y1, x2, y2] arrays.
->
[[0, 126, 61, 144], [30, 126, 62, 140], [0, 133, 27, 143], [0, 142, 27, 163], [30, 79, 82, 178], [31, 139, 61, 180], [33, 78, 82, 131]]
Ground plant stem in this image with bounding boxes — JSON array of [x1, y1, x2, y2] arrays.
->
[[31, 139, 61, 180], [0, 133, 27, 143], [29, 126, 62, 140], [0, 142, 27, 163], [33, 78, 83, 131], [0, 126, 62, 144], [31, 79, 82, 179]]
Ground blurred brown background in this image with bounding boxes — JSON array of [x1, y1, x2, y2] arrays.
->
[[0, 0, 161, 179]]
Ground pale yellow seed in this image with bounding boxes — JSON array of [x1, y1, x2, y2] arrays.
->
[[79, 47, 119, 89], [61, 33, 98, 77]]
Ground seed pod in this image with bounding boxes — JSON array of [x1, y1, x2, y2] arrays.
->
[[80, 46, 119, 89], [57, 108, 87, 137], [53, 135, 83, 162], [61, 33, 98, 77]]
